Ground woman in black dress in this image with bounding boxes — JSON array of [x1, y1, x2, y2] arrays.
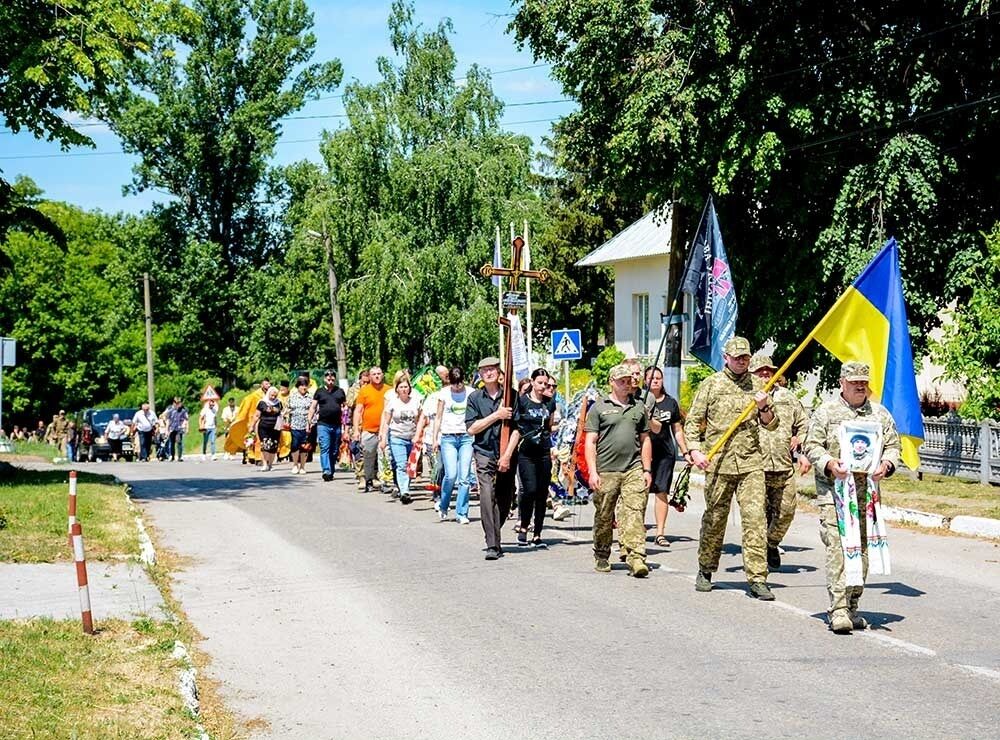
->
[[508, 368, 557, 547], [643, 366, 691, 547], [251, 386, 284, 471]]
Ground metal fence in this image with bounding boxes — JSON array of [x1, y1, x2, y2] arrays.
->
[[919, 414, 1000, 485]]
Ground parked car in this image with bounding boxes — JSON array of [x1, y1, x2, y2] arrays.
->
[[80, 408, 138, 461]]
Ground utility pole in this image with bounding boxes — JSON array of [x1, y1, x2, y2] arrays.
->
[[143, 273, 156, 410], [308, 227, 348, 382]]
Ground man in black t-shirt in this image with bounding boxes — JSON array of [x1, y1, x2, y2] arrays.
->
[[308, 370, 347, 482], [466, 357, 515, 561]]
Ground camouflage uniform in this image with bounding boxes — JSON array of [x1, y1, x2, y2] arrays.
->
[[760, 385, 809, 548], [684, 361, 778, 585], [803, 380, 900, 617]]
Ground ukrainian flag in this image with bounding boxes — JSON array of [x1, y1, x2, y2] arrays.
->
[[811, 238, 924, 469]]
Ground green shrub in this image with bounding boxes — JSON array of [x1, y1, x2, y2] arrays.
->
[[680, 362, 714, 412], [592, 346, 625, 387]]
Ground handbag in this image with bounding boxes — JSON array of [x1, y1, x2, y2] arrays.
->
[[273, 413, 286, 432]]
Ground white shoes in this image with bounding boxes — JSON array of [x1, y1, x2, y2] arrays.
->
[[552, 505, 572, 521], [456, 515, 470, 525]]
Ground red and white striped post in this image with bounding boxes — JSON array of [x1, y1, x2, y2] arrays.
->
[[67, 470, 78, 548], [71, 521, 94, 634]]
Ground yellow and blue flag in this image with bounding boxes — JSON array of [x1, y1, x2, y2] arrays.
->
[[812, 237, 924, 469]]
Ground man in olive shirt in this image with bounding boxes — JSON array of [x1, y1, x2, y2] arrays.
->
[[584, 364, 653, 578], [465, 357, 515, 561]]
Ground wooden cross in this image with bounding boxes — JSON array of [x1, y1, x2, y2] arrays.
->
[[480, 235, 551, 450], [479, 235, 551, 291]]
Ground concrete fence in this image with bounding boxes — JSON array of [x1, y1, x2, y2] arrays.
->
[[919, 414, 1000, 485]]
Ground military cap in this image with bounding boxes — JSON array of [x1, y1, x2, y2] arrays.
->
[[477, 356, 501, 369], [723, 336, 751, 357], [608, 363, 632, 381], [840, 361, 870, 382], [749, 354, 777, 373]]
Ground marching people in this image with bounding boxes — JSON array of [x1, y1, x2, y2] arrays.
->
[[509, 368, 558, 547], [221, 397, 237, 459], [309, 370, 347, 482], [584, 363, 653, 578], [287, 375, 314, 475], [803, 361, 900, 634], [353, 367, 389, 492], [540, 376, 573, 522], [432, 366, 473, 523], [132, 402, 158, 462], [749, 355, 812, 569], [643, 365, 690, 548], [379, 375, 422, 504], [64, 421, 78, 463], [250, 385, 284, 472], [346, 369, 371, 488], [166, 397, 189, 462], [684, 336, 778, 600], [466, 356, 515, 560], [105, 413, 128, 462], [413, 365, 450, 502], [199, 399, 219, 460]]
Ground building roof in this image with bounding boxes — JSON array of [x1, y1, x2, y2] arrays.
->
[[576, 205, 673, 267]]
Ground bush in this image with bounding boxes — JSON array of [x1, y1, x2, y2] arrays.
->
[[591, 346, 625, 387], [680, 362, 714, 412]]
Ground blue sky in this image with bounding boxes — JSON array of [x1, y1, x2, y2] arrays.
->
[[0, 1, 573, 215]]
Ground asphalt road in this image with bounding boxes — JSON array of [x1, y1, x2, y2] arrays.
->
[[120, 459, 1000, 739]]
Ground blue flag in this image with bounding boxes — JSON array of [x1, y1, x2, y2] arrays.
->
[[680, 196, 738, 370]]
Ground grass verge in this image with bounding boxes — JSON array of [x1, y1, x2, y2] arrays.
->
[[0, 469, 137, 562], [797, 471, 1000, 520], [0, 617, 202, 738]]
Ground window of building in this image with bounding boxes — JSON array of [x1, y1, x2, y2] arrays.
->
[[632, 293, 649, 355]]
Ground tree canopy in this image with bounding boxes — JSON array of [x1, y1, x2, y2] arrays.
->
[[511, 0, 1000, 376]]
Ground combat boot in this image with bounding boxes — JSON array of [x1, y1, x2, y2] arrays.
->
[[594, 558, 611, 573], [829, 609, 853, 634], [627, 558, 649, 578], [695, 570, 713, 592], [749, 582, 775, 601], [848, 610, 868, 630]]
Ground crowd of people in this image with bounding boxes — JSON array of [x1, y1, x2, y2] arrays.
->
[[12, 336, 900, 634]]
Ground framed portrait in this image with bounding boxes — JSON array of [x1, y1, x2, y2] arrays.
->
[[837, 419, 883, 475]]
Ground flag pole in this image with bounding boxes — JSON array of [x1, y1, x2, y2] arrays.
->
[[643, 195, 713, 398], [702, 286, 855, 462], [496, 225, 504, 366]]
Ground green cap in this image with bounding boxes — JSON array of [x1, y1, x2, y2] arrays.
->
[[723, 336, 751, 357], [749, 354, 777, 373], [840, 361, 870, 382]]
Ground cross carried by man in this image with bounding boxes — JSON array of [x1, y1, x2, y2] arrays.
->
[[480, 234, 551, 448]]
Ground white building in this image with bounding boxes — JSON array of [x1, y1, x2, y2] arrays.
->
[[575, 205, 678, 359]]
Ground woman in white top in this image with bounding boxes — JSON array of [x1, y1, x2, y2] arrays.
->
[[105, 413, 128, 462], [432, 366, 474, 523], [379, 377, 422, 504]]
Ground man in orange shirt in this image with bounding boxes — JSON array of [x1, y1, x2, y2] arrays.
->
[[353, 366, 389, 492]]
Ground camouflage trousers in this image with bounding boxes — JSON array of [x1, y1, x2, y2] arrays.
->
[[593, 467, 647, 564], [765, 469, 798, 548], [818, 503, 868, 615], [698, 470, 768, 584]]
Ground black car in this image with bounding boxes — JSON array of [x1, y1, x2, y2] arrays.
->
[[80, 408, 138, 461]]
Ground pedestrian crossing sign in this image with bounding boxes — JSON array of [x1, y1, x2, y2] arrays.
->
[[200, 384, 220, 402], [551, 329, 583, 361]]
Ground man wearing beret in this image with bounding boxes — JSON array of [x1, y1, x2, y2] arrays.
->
[[803, 361, 900, 633], [749, 355, 811, 569], [685, 336, 779, 599], [584, 363, 653, 577], [466, 357, 515, 561]]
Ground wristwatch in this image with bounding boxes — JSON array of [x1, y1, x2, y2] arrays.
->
[[642, 467, 651, 473]]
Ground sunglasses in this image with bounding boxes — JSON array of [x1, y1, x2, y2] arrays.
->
[[544, 382, 557, 389]]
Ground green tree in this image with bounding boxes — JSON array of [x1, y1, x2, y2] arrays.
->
[[109, 0, 341, 270], [511, 1, 1000, 375], [270, 2, 540, 371], [932, 224, 1000, 420]]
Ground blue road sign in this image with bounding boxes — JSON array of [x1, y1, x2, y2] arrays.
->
[[551, 329, 583, 361]]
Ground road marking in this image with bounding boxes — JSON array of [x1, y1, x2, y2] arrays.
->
[[861, 632, 937, 657], [956, 664, 1000, 681]]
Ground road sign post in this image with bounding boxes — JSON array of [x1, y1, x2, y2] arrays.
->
[[0, 337, 16, 448], [551, 329, 582, 403]]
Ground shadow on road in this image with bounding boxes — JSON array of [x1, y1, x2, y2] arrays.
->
[[127, 474, 302, 502]]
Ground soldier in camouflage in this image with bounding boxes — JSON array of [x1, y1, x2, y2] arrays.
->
[[803, 361, 900, 633], [584, 363, 653, 578], [685, 336, 779, 600], [749, 355, 811, 570]]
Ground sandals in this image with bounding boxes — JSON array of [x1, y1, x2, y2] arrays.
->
[[654, 535, 670, 547]]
